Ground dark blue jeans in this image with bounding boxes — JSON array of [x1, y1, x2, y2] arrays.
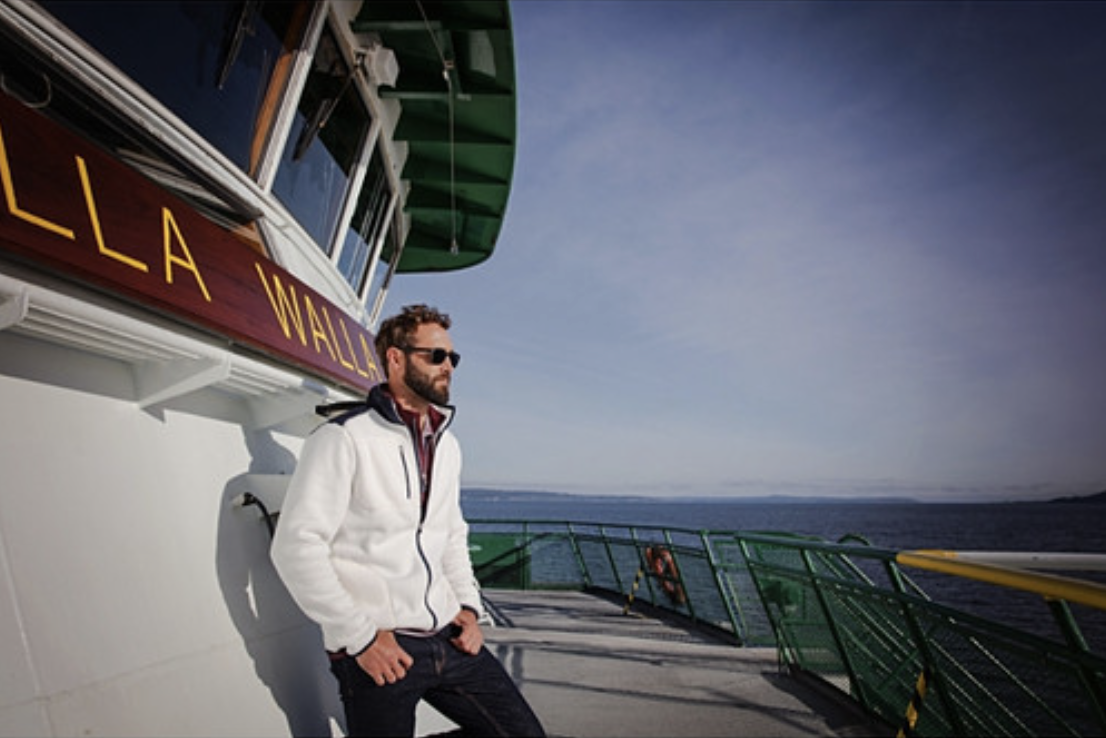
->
[[329, 630, 545, 737]]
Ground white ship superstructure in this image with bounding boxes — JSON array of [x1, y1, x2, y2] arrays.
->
[[0, 2, 516, 734]]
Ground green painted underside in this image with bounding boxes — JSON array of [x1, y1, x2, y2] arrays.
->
[[351, 0, 517, 274]]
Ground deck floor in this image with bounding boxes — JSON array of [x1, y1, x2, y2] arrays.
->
[[467, 589, 889, 738]]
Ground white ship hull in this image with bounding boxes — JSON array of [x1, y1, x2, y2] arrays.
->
[[0, 269, 343, 736], [0, 1, 517, 734]]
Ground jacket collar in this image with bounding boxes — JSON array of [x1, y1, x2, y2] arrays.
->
[[367, 383, 455, 433]]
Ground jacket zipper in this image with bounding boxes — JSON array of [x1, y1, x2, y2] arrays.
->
[[402, 441, 440, 629], [415, 524, 439, 631]]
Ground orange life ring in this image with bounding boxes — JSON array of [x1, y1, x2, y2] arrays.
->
[[645, 545, 686, 604]]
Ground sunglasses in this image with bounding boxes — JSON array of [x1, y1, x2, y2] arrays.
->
[[402, 346, 461, 368]]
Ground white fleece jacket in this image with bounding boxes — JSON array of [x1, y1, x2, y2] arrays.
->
[[270, 394, 482, 655]]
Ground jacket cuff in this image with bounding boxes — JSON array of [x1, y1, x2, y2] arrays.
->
[[352, 632, 378, 658]]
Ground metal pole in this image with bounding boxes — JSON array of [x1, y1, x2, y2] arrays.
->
[[703, 531, 746, 643], [885, 560, 966, 736], [1046, 598, 1106, 733], [801, 548, 861, 700], [566, 522, 591, 588], [601, 525, 624, 594]]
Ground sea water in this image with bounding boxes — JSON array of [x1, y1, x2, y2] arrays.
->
[[461, 494, 1106, 553]]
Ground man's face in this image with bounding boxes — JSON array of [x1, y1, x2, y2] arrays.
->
[[400, 323, 455, 406]]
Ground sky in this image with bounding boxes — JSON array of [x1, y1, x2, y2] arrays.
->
[[386, 1, 1106, 501]]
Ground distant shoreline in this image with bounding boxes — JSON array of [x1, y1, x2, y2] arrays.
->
[[1050, 490, 1106, 505]]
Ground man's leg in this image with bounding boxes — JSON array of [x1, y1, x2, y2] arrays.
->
[[424, 640, 545, 737], [329, 643, 434, 738]]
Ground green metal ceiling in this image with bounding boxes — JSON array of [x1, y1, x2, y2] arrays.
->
[[350, 0, 516, 274]]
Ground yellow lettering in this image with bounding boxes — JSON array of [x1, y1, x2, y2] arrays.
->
[[338, 317, 369, 377], [254, 263, 308, 346], [76, 156, 148, 273], [162, 208, 211, 301], [322, 305, 356, 371], [304, 294, 337, 361], [0, 122, 75, 239], [359, 333, 382, 382]]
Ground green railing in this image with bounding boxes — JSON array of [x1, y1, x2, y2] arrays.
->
[[468, 519, 1106, 737]]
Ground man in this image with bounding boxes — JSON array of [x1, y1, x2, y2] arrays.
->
[[271, 304, 544, 737]]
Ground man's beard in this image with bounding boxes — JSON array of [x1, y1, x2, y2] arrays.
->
[[406, 364, 450, 406]]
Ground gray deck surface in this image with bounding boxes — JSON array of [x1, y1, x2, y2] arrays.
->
[[418, 589, 890, 737]]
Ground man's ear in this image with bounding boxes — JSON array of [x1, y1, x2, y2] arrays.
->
[[386, 346, 405, 375]]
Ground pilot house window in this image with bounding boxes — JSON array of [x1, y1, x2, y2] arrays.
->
[[271, 25, 372, 253], [338, 147, 394, 296], [42, 1, 310, 176]]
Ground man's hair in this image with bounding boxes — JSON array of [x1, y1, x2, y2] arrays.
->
[[375, 304, 452, 375]]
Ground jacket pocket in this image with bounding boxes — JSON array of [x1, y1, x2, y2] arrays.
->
[[398, 445, 413, 500]]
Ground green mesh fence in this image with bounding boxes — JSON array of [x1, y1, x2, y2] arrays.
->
[[469, 521, 1106, 737], [738, 532, 1106, 737]]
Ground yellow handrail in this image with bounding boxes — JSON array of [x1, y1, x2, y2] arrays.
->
[[896, 550, 1106, 612], [910, 550, 1106, 571]]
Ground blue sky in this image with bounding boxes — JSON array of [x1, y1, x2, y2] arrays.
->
[[387, 1, 1106, 500]]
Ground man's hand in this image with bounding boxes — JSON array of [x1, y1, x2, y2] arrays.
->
[[355, 631, 414, 686], [450, 609, 484, 655]]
